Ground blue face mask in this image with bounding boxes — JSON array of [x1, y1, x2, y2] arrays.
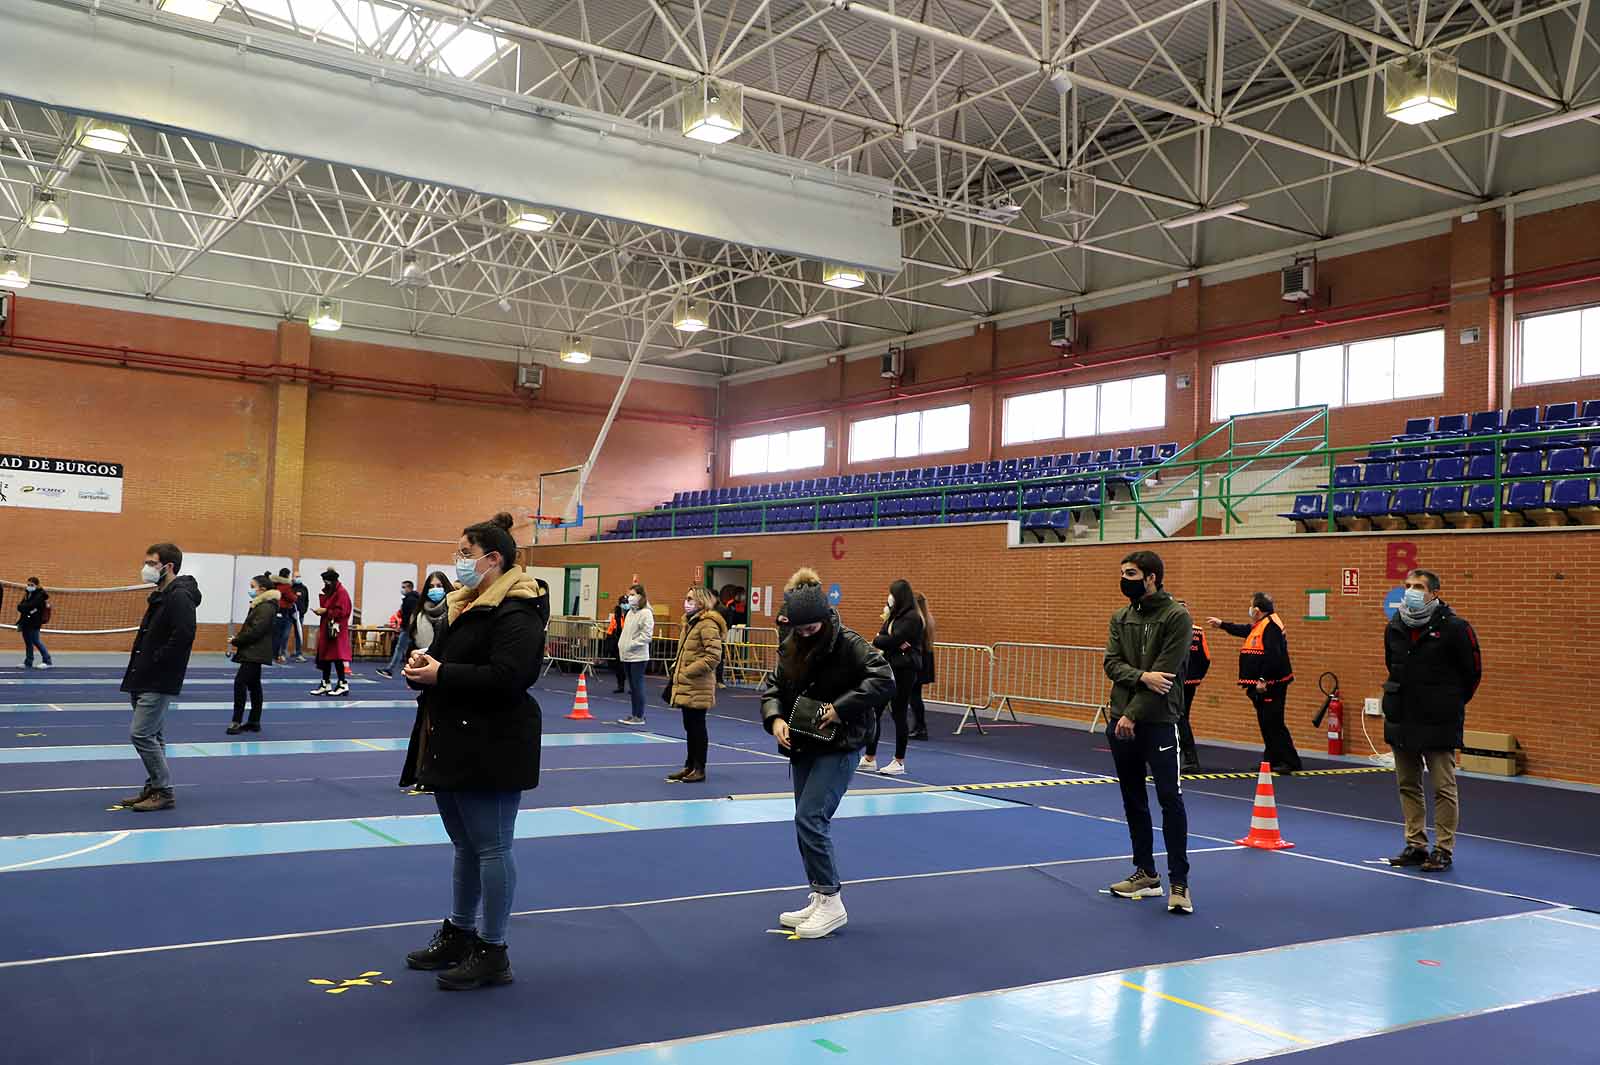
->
[[1402, 587, 1427, 611], [427, 587, 445, 603], [455, 556, 483, 590]]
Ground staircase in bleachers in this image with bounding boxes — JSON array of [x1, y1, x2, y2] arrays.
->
[[601, 442, 1181, 541], [1279, 401, 1600, 532]]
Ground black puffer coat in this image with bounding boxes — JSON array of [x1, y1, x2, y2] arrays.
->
[[1382, 603, 1481, 752], [873, 605, 925, 679], [760, 611, 895, 756], [121, 575, 202, 696], [400, 571, 547, 791]]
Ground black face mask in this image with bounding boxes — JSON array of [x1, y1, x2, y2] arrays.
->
[[1120, 577, 1148, 602]]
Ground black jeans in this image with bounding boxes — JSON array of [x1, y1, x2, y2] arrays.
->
[[232, 661, 264, 724], [1178, 684, 1200, 764], [681, 708, 708, 771], [865, 668, 912, 761], [909, 682, 927, 732], [1107, 718, 1190, 884], [1250, 684, 1302, 770]]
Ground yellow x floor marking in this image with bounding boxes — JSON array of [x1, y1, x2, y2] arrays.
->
[[308, 970, 394, 995]]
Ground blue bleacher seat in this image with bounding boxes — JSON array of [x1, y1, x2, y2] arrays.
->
[[1357, 447, 1395, 465], [1425, 485, 1464, 514], [1506, 481, 1546, 514], [1579, 400, 1600, 423], [1331, 465, 1360, 488], [1136, 445, 1157, 464], [1391, 487, 1428, 519], [1431, 457, 1466, 483], [1043, 484, 1065, 506], [1399, 417, 1434, 437], [1278, 494, 1325, 525], [1552, 478, 1595, 515], [1158, 443, 1178, 459], [1092, 450, 1113, 465], [1466, 454, 1495, 480], [1394, 460, 1430, 484], [1505, 407, 1539, 433], [1506, 451, 1542, 478], [1363, 463, 1395, 486], [1468, 410, 1502, 436], [1355, 490, 1391, 520], [1435, 414, 1468, 433], [1542, 402, 1578, 425], [1549, 448, 1585, 474], [1114, 447, 1134, 464], [1074, 451, 1094, 466]]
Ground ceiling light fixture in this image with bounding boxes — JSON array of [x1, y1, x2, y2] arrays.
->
[[1161, 200, 1250, 229], [26, 188, 68, 235], [0, 251, 30, 290], [1048, 65, 1073, 94], [783, 313, 830, 330], [822, 263, 867, 289], [1384, 51, 1458, 125], [682, 78, 744, 144], [674, 297, 711, 332], [941, 267, 1003, 287], [157, 0, 225, 21], [901, 129, 920, 153], [393, 252, 429, 288], [308, 297, 342, 332], [505, 202, 555, 233], [75, 118, 132, 154], [560, 334, 592, 364], [1501, 100, 1600, 138]]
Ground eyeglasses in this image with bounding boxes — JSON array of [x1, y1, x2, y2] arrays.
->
[[453, 551, 482, 563]]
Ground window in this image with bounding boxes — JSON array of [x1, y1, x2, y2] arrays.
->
[[848, 404, 969, 463], [729, 426, 825, 477], [1210, 329, 1444, 419], [1002, 375, 1165, 445], [1520, 306, 1600, 384]]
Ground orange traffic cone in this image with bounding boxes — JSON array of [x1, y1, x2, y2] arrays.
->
[[1234, 761, 1295, 850], [566, 674, 594, 720]]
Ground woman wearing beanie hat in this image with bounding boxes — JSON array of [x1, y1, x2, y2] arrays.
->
[[760, 567, 895, 939]]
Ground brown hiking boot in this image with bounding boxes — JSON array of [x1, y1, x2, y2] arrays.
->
[[112, 786, 153, 809], [129, 789, 175, 812]]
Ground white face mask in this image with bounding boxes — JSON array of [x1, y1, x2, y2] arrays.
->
[[886, 595, 895, 610], [141, 563, 162, 585], [629, 594, 641, 607], [26, 584, 38, 593]]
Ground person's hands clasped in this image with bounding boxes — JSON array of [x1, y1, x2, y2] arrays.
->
[[771, 718, 792, 749], [403, 652, 441, 687]]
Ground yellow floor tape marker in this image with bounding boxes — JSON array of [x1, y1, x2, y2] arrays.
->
[[308, 970, 394, 995], [1119, 979, 1310, 1044], [569, 806, 641, 831], [351, 739, 389, 752]]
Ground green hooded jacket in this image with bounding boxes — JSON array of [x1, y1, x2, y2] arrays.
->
[[1104, 590, 1191, 724]]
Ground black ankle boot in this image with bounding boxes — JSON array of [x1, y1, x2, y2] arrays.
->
[[436, 941, 513, 990], [406, 920, 477, 971]]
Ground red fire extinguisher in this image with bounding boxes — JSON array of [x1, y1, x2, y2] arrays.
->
[[1313, 671, 1344, 756]]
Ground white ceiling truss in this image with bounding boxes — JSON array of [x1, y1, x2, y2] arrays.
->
[[1, 0, 1597, 379]]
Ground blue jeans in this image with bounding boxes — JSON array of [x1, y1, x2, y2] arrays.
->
[[20, 627, 50, 666], [434, 790, 522, 945], [385, 630, 413, 674], [1107, 719, 1190, 884], [130, 692, 175, 791], [791, 749, 856, 895], [624, 661, 647, 719], [272, 613, 294, 660]]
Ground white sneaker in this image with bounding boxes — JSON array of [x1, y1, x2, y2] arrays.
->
[[793, 892, 847, 939], [858, 755, 877, 771], [878, 760, 907, 777], [309, 682, 331, 696], [37, 662, 52, 670], [779, 892, 822, 929]]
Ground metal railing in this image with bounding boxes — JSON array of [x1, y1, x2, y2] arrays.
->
[[922, 643, 995, 735], [975, 642, 1110, 735], [723, 625, 780, 689], [542, 616, 604, 676]]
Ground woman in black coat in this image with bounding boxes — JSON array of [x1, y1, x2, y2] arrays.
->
[[400, 512, 547, 991], [908, 592, 936, 740], [16, 578, 53, 669], [226, 573, 278, 734], [862, 578, 924, 776]]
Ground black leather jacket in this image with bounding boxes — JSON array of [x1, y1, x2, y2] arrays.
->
[[761, 611, 895, 756]]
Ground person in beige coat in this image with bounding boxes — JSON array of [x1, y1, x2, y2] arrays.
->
[[666, 586, 727, 783]]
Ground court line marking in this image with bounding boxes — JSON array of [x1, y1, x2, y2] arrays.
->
[[0, 832, 131, 874], [350, 739, 389, 752], [516, 909, 1558, 1065], [348, 820, 404, 846], [568, 807, 640, 831], [1183, 785, 1600, 860], [1118, 978, 1311, 1045], [1531, 913, 1600, 932], [0, 846, 1243, 969]]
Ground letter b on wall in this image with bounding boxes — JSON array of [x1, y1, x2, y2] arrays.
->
[[1386, 541, 1418, 580]]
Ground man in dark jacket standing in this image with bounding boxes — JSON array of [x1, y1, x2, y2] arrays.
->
[[117, 542, 201, 812], [1384, 568, 1481, 873], [1104, 550, 1194, 915], [290, 572, 310, 661]]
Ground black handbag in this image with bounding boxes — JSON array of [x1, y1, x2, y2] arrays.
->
[[788, 695, 837, 744]]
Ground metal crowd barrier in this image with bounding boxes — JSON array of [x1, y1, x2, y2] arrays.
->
[[541, 616, 605, 677], [975, 642, 1110, 735], [923, 643, 997, 735], [723, 625, 780, 689]]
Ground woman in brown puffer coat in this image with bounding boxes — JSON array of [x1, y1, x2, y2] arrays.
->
[[666, 586, 728, 783]]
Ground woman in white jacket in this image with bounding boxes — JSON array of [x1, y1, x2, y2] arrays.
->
[[616, 583, 654, 725]]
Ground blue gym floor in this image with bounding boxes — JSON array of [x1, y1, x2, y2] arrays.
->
[[2, 658, 1597, 1065]]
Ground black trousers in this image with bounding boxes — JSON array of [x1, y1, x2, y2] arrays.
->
[[909, 682, 927, 732], [1107, 719, 1189, 884], [610, 653, 627, 691], [232, 661, 264, 724], [319, 660, 347, 684], [681, 708, 708, 771], [866, 668, 913, 761], [1249, 684, 1302, 770], [1178, 684, 1200, 763]]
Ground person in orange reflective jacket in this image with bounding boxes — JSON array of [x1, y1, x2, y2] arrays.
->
[[1207, 592, 1303, 774]]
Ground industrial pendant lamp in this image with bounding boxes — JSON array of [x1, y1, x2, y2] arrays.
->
[[674, 297, 711, 332], [308, 297, 343, 332], [0, 251, 30, 290], [26, 188, 69, 235], [682, 78, 744, 144], [560, 334, 592, 364], [1384, 52, 1458, 125], [822, 263, 867, 290]]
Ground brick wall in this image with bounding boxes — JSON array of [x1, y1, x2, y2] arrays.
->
[[526, 522, 1600, 785], [1, 298, 715, 651]]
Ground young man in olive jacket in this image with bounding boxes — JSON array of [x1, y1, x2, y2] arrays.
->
[[1384, 568, 1481, 873], [1103, 550, 1194, 914], [117, 542, 201, 813]]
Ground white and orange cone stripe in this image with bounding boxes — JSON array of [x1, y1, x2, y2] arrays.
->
[[1234, 761, 1295, 850]]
